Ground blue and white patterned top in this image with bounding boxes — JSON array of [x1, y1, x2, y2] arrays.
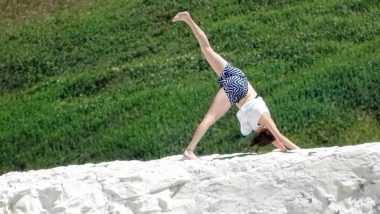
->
[[218, 64, 249, 105]]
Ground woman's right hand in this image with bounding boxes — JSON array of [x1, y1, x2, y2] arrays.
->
[[172, 11, 191, 23]]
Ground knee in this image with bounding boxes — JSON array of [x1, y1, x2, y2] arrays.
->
[[201, 114, 216, 127], [201, 45, 213, 55]]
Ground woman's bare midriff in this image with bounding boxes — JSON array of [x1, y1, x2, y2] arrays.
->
[[236, 83, 257, 109]]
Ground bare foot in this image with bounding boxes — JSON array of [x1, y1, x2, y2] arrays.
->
[[183, 149, 197, 160], [172, 11, 191, 23]]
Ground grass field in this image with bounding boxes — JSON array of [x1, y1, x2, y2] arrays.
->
[[0, 0, 379, 174]]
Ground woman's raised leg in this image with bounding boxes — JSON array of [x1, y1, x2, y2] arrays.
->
[[183, 88, 232, 159], [173, 11, 227, 76]]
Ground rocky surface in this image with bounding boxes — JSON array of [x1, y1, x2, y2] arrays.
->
[[1, 142, 380, 214]]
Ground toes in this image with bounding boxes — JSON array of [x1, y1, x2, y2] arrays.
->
[[172, 16, 181, 22]]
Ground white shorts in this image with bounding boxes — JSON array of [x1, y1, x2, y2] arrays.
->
[[236, 96, 270, 136]]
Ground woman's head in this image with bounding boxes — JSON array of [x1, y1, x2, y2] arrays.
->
[[250, 127, 275, 147]]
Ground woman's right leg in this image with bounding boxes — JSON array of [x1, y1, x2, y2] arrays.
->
[[173, 12, 227, 76]]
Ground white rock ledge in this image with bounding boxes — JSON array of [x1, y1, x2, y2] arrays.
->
[[1, 142, 380, 214]]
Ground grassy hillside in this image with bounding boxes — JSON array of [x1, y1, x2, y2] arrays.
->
[[0, 0, 379, 174]]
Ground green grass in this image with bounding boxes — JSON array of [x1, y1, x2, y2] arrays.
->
[[0, 0, 379, 174]]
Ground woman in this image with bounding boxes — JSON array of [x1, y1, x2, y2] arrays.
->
[[172, 12, 300, 159]]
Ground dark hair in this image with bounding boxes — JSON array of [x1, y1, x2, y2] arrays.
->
[[250, 128, 275, 151]]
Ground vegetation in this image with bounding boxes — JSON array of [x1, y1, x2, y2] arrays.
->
[[0, 0, 379, 174]]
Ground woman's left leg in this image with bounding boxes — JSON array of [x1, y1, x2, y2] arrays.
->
[[184, 88, 231, 159], [258, 113, 300, 150]]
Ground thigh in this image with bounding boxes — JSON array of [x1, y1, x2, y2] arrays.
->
[[204, 88, 232, 123], [202, 47, 228, 76]]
